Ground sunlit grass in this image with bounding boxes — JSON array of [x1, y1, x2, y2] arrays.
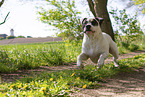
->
[[0, 54, 145, 96], [0, 36, 145, 73], [0, 41, 82, 73]]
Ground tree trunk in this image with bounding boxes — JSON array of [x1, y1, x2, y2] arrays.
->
[[87, 0, 115, 41], [87, 0, 96, 17]]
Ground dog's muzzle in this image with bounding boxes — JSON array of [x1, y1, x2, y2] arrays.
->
[[86, 25, 91, 31], [84, 25, 94, 34]]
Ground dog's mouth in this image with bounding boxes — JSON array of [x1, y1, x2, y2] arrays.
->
[[85, 30, 95, 34]]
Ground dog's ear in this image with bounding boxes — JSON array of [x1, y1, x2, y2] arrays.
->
[[95, 17, 104, 26], [82, 18, 87, 24]]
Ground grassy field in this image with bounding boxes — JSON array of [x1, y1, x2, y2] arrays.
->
[[0, 36, 145, 96], [0, 35, 145, 73], [0, 54, 145, 96], [0, 41, 82, 73]]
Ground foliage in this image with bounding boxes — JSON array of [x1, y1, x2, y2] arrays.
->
[[0, 12, 10, 25], [17, 35, 25, 38], [6, 36, 15, 39], [27, 36, 32, 38], [0, 37, 4, 40], [133, 0, 145, 13], [110, 9, 144, 51], [0, 54, 145, 96], [38, 0, 83, 42]]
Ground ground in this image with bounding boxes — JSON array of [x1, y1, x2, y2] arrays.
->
[[71, 67, 145, 97], [0, 50, 145, 97]]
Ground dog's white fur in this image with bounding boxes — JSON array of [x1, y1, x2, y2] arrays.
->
[[77, 18, 119, 69]]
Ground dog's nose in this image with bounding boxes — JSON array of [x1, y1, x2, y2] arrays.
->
[[86, 25, 91, 30]]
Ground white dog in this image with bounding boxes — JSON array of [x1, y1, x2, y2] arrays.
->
[[77, 17, 119, 69]]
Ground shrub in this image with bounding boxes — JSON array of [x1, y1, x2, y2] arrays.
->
[[17, 35, 25, 38], [110, 9, 144, 51], [7, 36, 15, 39], [129, 43, 139, 51]]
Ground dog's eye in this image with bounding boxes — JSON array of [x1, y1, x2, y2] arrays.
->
[[84, 21, 88, 24], [91, 20, 98, 26]]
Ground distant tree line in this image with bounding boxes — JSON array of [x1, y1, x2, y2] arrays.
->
[[0, 36, 33, 40]]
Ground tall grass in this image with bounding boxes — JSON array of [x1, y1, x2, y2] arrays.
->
[[115, 35, 145, 54], [0, 41, 82, 73]]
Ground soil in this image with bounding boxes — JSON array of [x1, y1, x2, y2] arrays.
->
[[0, 37, 62, 45], [0, 50, 145, 97]]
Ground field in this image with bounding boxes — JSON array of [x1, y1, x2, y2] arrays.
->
[[0, 39, 145, 96], [0, 41, 82, 73], [0, 37, 62, 45]]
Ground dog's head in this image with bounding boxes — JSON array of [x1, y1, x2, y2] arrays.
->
[[82, 17, 104, 34]]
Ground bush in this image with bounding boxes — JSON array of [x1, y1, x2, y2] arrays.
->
[[129, 43, 139, 51], [17, 36, 25, 38], [27, 36, 32, 38], [7, 36, 15, 39], [0, 37, 4, 40], [110, 9, 144, 52]]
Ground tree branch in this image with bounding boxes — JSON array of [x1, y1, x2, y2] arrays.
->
[[0, 0, 4, 7], [87, 0, 97, 17], [0, 12, 10, 25]]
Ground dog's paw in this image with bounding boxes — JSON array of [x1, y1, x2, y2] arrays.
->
[[114, 62, 119, 68], [97, 64, 104, 69]]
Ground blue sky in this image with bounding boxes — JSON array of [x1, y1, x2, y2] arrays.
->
[[0, 0, 144, 37]]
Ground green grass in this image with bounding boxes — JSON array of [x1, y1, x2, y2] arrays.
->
[[115, 35, 145, 54], [0, 41, 82, 73], [0, 34, 145, 73], [0, 54, 145, 96], [0, 36, 145, 73]]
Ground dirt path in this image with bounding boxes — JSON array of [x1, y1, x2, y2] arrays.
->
[[71, 67, 145, 97], [0, 50, 145, 97]]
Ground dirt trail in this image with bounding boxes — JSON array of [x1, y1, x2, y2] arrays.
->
[[71, 67, 145, 97], [70, 50, 145, 97], [0, 50, 145, 97]]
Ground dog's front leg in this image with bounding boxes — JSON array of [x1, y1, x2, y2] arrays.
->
[[77, 53, 88, 69], [98, 52, 109, 68]]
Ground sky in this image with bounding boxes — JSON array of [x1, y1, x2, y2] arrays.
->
[[0, 0, 145, 38]]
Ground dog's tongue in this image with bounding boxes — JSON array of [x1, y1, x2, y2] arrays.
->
[[86, 31, 92, 34]]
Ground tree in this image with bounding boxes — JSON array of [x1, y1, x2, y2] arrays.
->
[[132, 0, 145, 13], [87, 0, 115, 41], [38, 0, 82, 42], [110, 9, 144, 42]]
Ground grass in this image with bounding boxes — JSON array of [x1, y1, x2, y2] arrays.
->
[[0, 36, 145, 96], [0, 35, 145, 73], [0, 54, 145, 96], [0, 41, 82, 73], [115, 35, 145, 54]]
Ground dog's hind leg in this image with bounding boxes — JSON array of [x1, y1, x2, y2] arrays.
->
[[77, 53, 88, 69], [109, 43, 119, 67]]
